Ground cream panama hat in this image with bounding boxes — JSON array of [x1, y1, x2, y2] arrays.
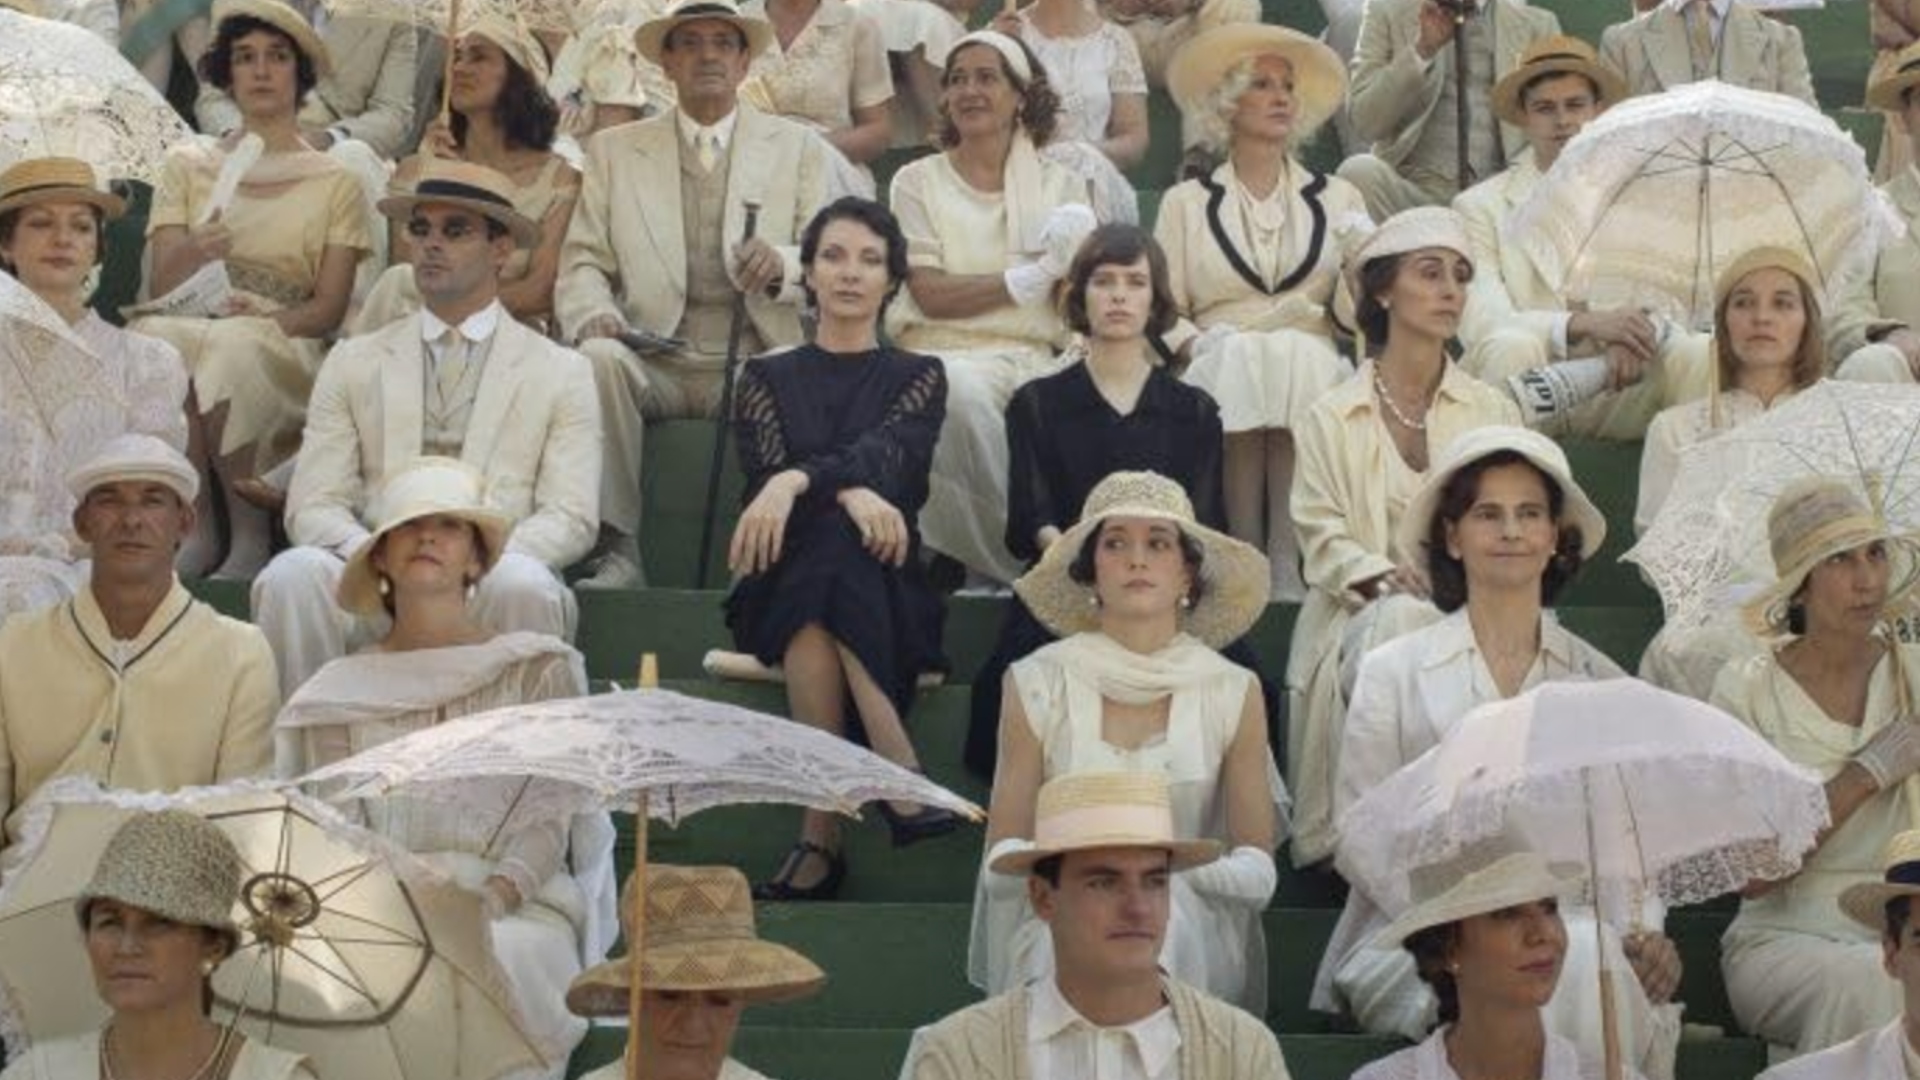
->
[[1395, 425, 1607, 565], [75, 810, 244, 954], [376, 159, 540, 250], [1840, 830, 1920, 931], [989, 771, 1222, 875], [211, 0, 332, 77], [634, 0, 773, 66], [1490, 35, 1627, 128], [336, 457, 511, 616], [1164, 24, 1347, 140], [66, 433, 200, 504], [1741, 477, 1920, 637], [565, 864, 825, 1014], [1012, 470, 1270, 649], [1372, 850, 1585, 950], [0, 156, 126, 220]]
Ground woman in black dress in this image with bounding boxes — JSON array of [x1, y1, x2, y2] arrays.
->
[[727, 197, 959, 901]]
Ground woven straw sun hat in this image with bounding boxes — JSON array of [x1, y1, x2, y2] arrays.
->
[[565, 864, 825, 1014], [634, 0, 773, 67], [66, 433, 200, 505], [1741, 476, 1920, 638], [336, 457, 511, 616], [989, 770, 1222, 875], [75, 810, 244, 953], [1396, 425, 1607, 565], [1490, 35, 1627, 127], [1840, 830, 1920, 930], [1868, 41, 1920, 113], [1012, 470, 1270, 649], [1372, 850, 1585, 950], [1164, 24, 1347, 139], [0, 156, 126, 220], [211, 0, 332, 77], [376, 159, 540, 250]]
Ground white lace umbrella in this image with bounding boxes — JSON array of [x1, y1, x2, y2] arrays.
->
[[1511, 80, 1900, 331], [1624, 381, 1920, 632], [0, 779, 544, 1080], [1337, 679, 1828, 1080], [300, 682, 983, 1080], [0, 10, 194, 183]]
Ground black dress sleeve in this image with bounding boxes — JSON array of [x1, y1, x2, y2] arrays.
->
[[1003, 382, 1054, 566], [731, 358, 791, 499], [1190, 393, 1228, 533], [797, 354, 949, 506]]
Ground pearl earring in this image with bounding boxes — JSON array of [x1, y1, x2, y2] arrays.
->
[[377, 576, 391, 597], [201, 959, 217, 976], [1178, 595, 1192, 610]]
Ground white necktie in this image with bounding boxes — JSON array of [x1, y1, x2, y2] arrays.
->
[[1686, 0, 1716, 78], [435, 328, 470, 406]]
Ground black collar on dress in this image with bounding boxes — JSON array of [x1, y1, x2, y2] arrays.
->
[[1199, 167, 1330, 297]]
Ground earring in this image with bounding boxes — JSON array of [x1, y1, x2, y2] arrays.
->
[[377, 576, 391, 597], [1448, 960, 1460, 974], [1178, 595, 1192, 610], [1088, 593, 1102, 609], [200, 959, 217, 976]]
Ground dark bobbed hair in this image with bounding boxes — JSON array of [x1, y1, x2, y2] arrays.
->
[[1066, 517, 1209, 609], [936, 38, 1061, 148], [1423, 449, 1587, 613], [449, 46, 560, 152], [1353, 253, 1401, 349], [798, 196, 911, 317], [1888, 895, 1914, 947], [0, 203, 107, 270], [1060, 224, 1178, 338], [1405, 921, 1464, 1026], [199, 14, 320, 103]]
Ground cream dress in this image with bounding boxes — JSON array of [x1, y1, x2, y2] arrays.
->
[[0, 1033, 314, 1080], [1352, 1026, 1649, 1080], [968, 632, 1288, 1013], [1156, 160, 1370, 434], [1007, 7, 1144, 223], [0, 307, 188, 617], [1316, 611, 1682, 1080], [741, 0, 893, 197], [1284, 361, 1520, 866], [1711, 644, 1919, 1057], [887, 148, 1093, 584], [281, 632, 615, 1080], [132, 136, 373, 474]]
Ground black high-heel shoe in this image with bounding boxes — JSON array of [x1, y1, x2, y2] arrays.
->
[[752, 840, 846, 902], [875, 772, 963, 847]]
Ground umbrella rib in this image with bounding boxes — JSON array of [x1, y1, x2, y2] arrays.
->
[[308, 859, 386, 904], [1716, 132, 1822, 278], [1554, 137, 1687, 287], [315, 904, 429, 946], [273, 939, 383, 1006]]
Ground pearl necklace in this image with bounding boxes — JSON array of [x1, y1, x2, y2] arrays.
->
[[1372, 369, 1432, 431], [100, 1024, 232, 1080]]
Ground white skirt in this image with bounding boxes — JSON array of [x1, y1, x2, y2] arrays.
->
[[1183, 328, 1351, 433]]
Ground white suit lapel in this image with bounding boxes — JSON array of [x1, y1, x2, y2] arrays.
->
[[379, 321, 426, 479], [462, 317, 529, 475]]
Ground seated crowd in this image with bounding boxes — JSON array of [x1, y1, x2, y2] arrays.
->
[[5, 0, 1920, 1077]]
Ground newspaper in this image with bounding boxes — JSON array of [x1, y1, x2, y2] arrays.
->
[[119, 261, 232, 321]]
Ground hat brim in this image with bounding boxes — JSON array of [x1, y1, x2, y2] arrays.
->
[[1395, 440, 1608, 568], [1491, 56, 1627, 128], [376, 191, 540, 250], [1165, 25, 1347, 140], [634, 13, 773, 66], [1012, 507, 1271, 649], [1839, 880, 1920, 931], [1369, 860, 1585, 951], [214, 0, 333, 77], [1742, 530, 1920, 637], [1868, 70, 1920, 114], [337, 507, 512, 616], [0, 183, 126, 221], [991, 834, 1222, 875], [564, 939, 826, 1015]]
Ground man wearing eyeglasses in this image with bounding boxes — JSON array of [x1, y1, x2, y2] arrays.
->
[[250, 159, 601, 737]]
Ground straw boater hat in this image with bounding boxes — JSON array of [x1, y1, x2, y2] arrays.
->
[[210, 0, 333, 77], [66, 433, 200, 504], [1164, 24, 1348, 139], [76, 810, 245, 954], [336, 457, 511, 616], [634, 0, 773, 67], [1840, 830, 1920, 930], [459, 14, 552, 86], [376, 159, 540, 250], [1490, 35, 1627, 127], [565, 864, 825, 1015], [1868, 41, 1920, 113], [1396, 425, 1608, 564], [989, 771, 1222, 875], [1345, 206, 1473, 297], [1012, 470, 1270, 649], [1741, 477, 1920, 637], [0, 157, 126, 220], [1372, 850, 1585, 950]]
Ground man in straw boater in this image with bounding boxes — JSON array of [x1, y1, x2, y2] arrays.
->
[[1452, 35, 1710, 437], [564, 863, 826, 1080], [900, 770, 1289, 1078], [555, 0, 830, 590], [253, 159, 600, 715], [1760, 830, 1920, 1078]]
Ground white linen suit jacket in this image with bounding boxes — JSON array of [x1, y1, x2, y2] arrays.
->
[[1599, 3, 1817, 106], [1758, 1020, 1906, 1079]]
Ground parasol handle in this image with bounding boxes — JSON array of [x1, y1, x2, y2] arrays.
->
[[1452, 7, 1469, 194], [625, 654, 660, 1080], [1597, 940, 1624, 1080], [439, 0, 463, 125]]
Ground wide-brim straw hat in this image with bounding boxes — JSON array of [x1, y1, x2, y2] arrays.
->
[[1345, 206, 1473, 298], [1012, 470, 1270, 649], [1490, 35, 1627, 127], [565, 864, 825, 1014], [1396, 425, 1607, 564], [337, 457, 511, 616], [1840, 829, 1920, 930], [211, 0, 332, 77], [0, 156, 126, 220], [1165, 24, 1347, 140], [75, 810, 243, 951], [459, 14, 551, 85], [1372, 851, 1585, 950], [66, 433, 200, 505], [377, 159, 540, 249], [634, 0, 773, 67], [1741, 476, 1920, 637], [990, 771, 1221, 875], [1869, 41, 1920, 113]]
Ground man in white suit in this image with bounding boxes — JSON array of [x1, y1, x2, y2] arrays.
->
[[556, 0, 830, 589], [1453, 35, 1710, 438], [1598, 0, 1816, 106], [1337, 0, 1561, 220], [252, 160, 602, 709]]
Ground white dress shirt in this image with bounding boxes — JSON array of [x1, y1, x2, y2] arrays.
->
[[1027, 977, 1183, 1080], [675, 107, 742, 159], [1664, 0, 1730, 42]]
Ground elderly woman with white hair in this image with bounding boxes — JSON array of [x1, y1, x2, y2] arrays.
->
[[1152, 25, 1371, 603]]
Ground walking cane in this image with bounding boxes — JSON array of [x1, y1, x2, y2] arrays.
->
[[1452, 2, 1471, 193], [696, 199, 764, 589]]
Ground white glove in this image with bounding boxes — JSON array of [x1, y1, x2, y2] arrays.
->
[[1188, 323, 1237, 367], [1855, 719, 1920, 790], [983, 837, 1037, 900], [1037, 203, 1099, 279], [1004, 261, 1058, 308], [1182, 845, 1277, 905]]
